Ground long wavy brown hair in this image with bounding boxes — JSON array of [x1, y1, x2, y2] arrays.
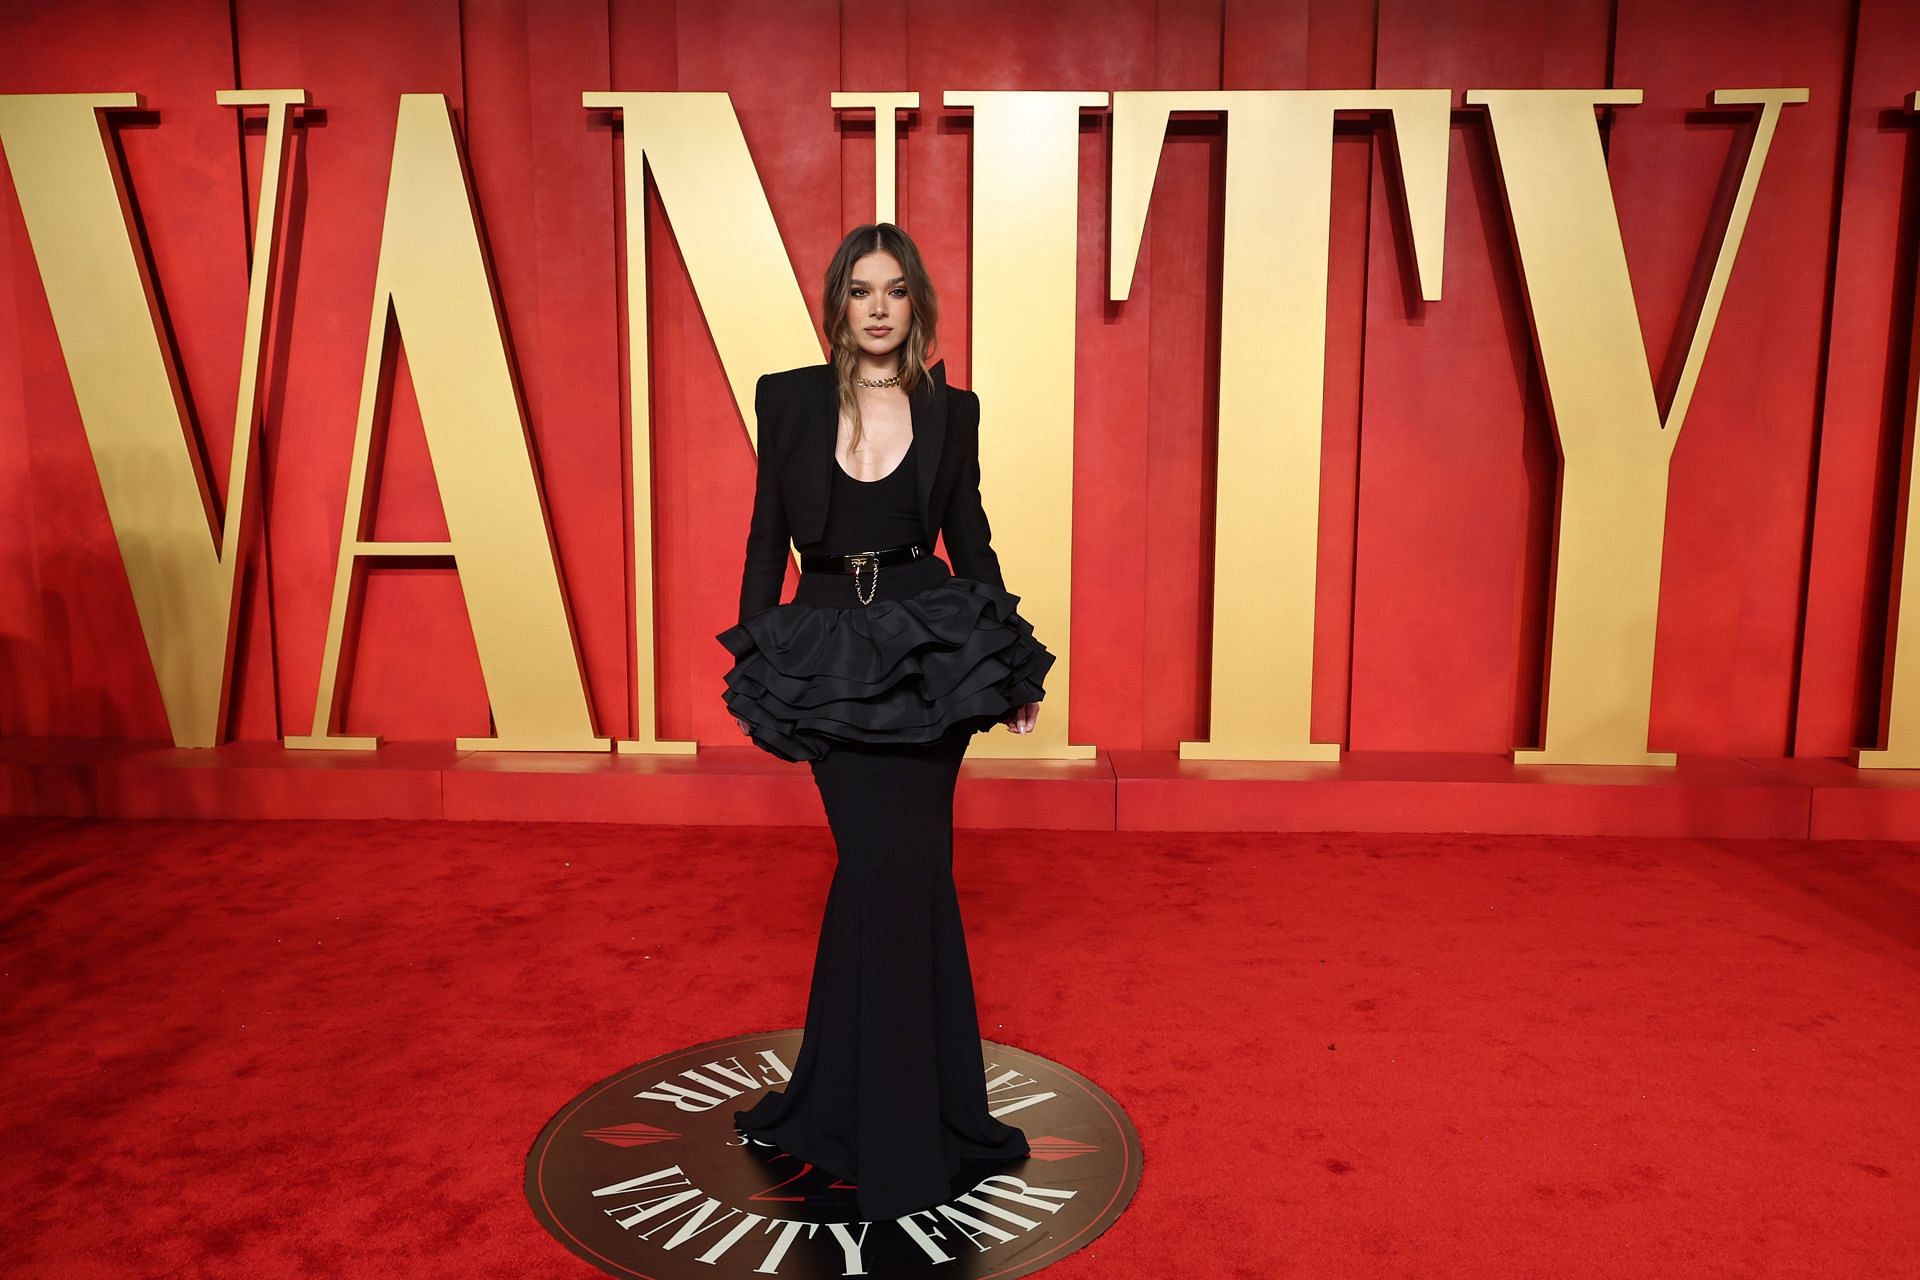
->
[[821, 223, 941, 454]]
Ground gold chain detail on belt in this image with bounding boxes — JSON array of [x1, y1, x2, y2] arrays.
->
[[850, 553, 878, 605]]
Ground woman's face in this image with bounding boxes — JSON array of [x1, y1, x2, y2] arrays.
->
[[844, 250, 911, 361]]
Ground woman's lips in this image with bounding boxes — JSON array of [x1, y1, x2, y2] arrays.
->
[[865, 327, 891, 335]]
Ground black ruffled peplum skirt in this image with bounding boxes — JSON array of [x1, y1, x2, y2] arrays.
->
[[715, 553, 1054, 763]]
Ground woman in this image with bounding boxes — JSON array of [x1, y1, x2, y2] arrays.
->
[[714, 222, 1054, 1222]]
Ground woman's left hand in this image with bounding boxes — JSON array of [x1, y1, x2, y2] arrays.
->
[[1000, 701, 1040, 734]]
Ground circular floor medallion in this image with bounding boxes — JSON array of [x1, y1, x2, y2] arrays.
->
[[526, 1030, 1141, 1278]]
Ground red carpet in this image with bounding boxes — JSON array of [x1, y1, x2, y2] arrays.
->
[[2, 816, 1913, 1277]]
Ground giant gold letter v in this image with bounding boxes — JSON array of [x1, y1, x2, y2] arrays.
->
[[0, 90, 305, 747]]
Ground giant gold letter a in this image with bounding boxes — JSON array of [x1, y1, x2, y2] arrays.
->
[[1856, 91, 1920, 769], [287, 94, 605, 752]]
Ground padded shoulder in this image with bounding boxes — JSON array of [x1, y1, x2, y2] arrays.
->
[[948, 384, 979, 431]]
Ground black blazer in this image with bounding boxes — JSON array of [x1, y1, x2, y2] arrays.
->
[[736, 358, 1005, 625]]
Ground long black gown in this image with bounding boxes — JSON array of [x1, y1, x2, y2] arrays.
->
[[717, 434, 1051, 1222]]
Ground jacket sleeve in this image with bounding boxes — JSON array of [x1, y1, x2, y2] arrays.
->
[[737, 373, 792, 625], [940, 388, 1006, 593]]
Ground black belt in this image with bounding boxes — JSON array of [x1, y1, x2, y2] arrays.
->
[[799, 541, 929, 575], [800, 540, 929, 605]]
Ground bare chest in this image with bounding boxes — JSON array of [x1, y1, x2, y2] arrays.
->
[[834, 396, 914, 482]]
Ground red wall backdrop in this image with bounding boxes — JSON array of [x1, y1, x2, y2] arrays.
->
[[0, 0, 1916, 759]]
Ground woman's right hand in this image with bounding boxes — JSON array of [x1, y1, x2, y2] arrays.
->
[[733, 714, 753, 736], [999, 701, 1040, 734]]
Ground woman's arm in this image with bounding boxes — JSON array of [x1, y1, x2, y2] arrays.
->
[[946, 389, 1039, 733], [737, 373, 791, 625], [941, 388, 1006, 593]]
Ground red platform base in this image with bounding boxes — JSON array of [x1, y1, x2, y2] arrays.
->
[[1110, 750, 1817, 837], [5, 738, 1920, 837], [0, 738, 1113, 830]]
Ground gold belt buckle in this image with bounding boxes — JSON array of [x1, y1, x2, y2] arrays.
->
[[849, 551, 879, 605]]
